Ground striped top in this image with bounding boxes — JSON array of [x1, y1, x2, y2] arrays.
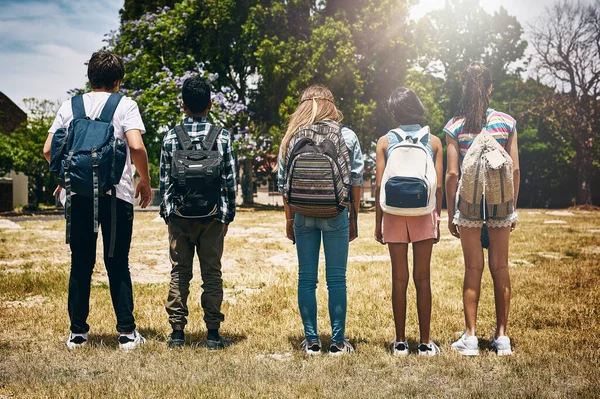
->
[[444, 109, 516, 158]]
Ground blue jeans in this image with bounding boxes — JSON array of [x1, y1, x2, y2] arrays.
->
[[294, 209, 349, 345]]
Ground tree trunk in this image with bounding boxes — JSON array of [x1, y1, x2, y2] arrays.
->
[[576, 155, 593, 205], [241, 157, 254, 205]]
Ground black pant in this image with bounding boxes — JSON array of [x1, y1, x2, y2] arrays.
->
[[68, 195, 136, 333]]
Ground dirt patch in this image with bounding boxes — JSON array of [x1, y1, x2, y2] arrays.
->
[[509, 259, 534, 267], [255, 352, 293, 361], [544, 220, 567, 225], [0, 219, 22, 229], [582, 246, 600, 255], [547, 211, 575, 217], [534, 252, 572, 260], [3, 295, 46, 308]]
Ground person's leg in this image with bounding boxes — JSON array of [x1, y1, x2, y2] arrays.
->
[[165, 217, 196, 331], [68, 195, 97, 334], [321, 212, 349, 345], [100, 197, 136, 333], [459, 227, 485, 336], [294, 215, 321, 343], [196, 220, 226, 333], [487, 226, 512, 337], [388, 243, 409, 342], [412, 239, 434, 344]]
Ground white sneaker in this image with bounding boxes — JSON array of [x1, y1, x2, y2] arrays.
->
[[490, 335, 512, 356], [418, 341, 440, 356], [329, 339, 354, 356], [118, 330, 146, 351], [451, 333, 479, 356], [390, 340, 409, 356], [301, 339, 322, 355], [66, 332, 88, 349]]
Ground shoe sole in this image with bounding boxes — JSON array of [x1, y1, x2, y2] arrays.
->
[[304, 350, 322, 356], [452, 346, 479, 356], [496, 348, 512, 356], [119, 338, 146, 351], [418, 351, 440, 356], [168, 340, 185, 349], [66, 341, 87, 349], [392, 349, 409, 357]]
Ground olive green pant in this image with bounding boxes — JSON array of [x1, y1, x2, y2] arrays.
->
[[165, 216, 225, 330]]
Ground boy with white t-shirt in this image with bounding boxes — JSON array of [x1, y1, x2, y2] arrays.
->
[[43, 51, 152, 350]]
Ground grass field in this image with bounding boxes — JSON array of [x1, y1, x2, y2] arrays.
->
[[0, 208, 599, 398]]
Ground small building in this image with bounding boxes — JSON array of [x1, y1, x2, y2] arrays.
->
[[0, 91, 28, 211]]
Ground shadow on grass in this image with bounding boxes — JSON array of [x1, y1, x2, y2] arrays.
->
[[86, 328, 247, 349]]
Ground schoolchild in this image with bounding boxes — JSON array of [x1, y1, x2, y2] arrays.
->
[[278, 84, 364, 355], [375, 88, 443, 356]]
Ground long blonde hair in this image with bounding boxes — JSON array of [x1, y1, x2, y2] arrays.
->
[[280, 85, 343, 159]]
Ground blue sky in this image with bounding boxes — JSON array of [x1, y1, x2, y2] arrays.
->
[[0, 0, 589, 108], [0, 0, 121, 106]]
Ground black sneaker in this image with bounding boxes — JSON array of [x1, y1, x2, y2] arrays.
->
[[66, 332, 88, 349], [301, 339, 322, 355], [205, 337, 233, 350], [168, 329, 185, 349], [329, 339, 354, 356]]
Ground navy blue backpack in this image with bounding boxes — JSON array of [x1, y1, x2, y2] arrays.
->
[[49, 94, 127, 257]]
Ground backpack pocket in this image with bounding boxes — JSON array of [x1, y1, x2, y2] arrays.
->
[[385, 177, 428, 208], [49, 128, 67, 174]]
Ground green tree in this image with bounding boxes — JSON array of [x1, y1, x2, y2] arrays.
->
[[3, 99, 59, 208], [531, 0, 600, 205]]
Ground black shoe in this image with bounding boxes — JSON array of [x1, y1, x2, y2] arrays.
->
[[168, 329, 185, 349], [205, 337, 233, 350]]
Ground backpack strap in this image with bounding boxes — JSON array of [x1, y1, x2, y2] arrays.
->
[[108, 188, 117, 258], [202, 125, 222, 151], [91, 149, 100, 234], [71, 95, 86, 120], [391, 128, 407, 142], [414, 126, 430, 143], [64, 151, 74, 244], [174, 124, 193, 151], [98, 93, 123, 123]]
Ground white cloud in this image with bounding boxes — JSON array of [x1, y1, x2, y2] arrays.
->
[[0, 0, 121, 107]]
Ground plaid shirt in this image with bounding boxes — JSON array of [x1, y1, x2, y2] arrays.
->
[[159, 116, 237, 224]]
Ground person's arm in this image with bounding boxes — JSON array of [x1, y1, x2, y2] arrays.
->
[[283, 196, 295, 243], [432, 135, 444, 243], [445, 135, 460, 238], [43, 134, 53, 163], [374, 136, 387, 245], [506, 128, 520, 231], [348, 131, 364, 243], [125, 129, 151, 208]]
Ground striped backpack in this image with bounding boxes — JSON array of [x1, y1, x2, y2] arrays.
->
[[283, 121, 351, 218]]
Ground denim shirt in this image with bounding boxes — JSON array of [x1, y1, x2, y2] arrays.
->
[[277, 125, 364, 194], [386, 124, 434, 160]]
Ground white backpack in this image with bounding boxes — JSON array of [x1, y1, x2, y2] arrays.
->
[[380, 127, 437, 216]]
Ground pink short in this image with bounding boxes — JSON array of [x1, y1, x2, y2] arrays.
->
[[382, 211, 439, 244]]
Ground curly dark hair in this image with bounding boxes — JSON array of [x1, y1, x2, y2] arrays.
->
[[182, 75, 211, 114], [87, 51, 125, 90], [456, 62, 492, 132]]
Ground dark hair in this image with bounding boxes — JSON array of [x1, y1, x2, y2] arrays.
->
[[456, 62, 492, 132], [87, 51, 125, 90], [182, 75, 211, 114], [387, 87, 425, 126]]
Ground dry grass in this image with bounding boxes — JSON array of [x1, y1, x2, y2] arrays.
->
[[0, 209, 599, 398]]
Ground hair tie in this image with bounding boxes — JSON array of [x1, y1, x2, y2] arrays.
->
[[300, 97, 334, 104]]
